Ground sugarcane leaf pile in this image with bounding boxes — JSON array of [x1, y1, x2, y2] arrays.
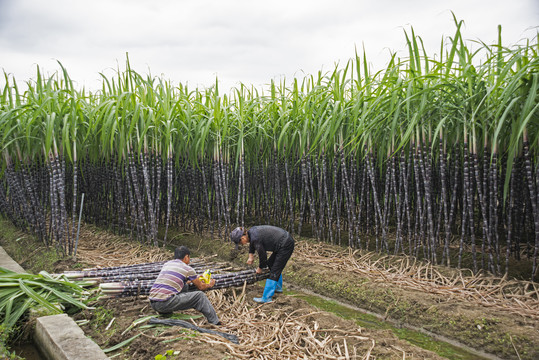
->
[[0, 266, 91, 330], [62, 259, 269, 298], [0, 18, 538, 280]]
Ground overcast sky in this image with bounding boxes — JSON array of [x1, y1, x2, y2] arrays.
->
[[1, 0, 538, 93]]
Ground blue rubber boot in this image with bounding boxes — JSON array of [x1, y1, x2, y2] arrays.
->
[[254, 279, 277, 303], [275, 274, 283, 293]]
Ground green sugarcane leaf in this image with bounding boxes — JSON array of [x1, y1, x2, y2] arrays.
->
[[121, 315, 157, 335], [103, 333, 142, 353], [18, 279, 61, 314], [2, 297, 13, 325], [5, 297, 32, 329], [24, 280, 88, 309], [0, 266, 17, 275]]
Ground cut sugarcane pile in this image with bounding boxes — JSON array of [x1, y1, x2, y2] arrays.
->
[[63, 258, 269, 298]]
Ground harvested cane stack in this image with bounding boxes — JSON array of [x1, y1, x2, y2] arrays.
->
[[63, 259, 269, 298]]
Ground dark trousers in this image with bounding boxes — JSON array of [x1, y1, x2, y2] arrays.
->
[[267, 235, 295, 281]]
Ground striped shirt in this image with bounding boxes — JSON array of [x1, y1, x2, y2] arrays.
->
[[149, 259, 197, 301]]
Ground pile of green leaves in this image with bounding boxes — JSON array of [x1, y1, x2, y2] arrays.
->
[[0, 266, 91, 330]]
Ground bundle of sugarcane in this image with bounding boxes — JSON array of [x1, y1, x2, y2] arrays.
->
[[99, 269, 269, 298], [62, 259, 232, 282]]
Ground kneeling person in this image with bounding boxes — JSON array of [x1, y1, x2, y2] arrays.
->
[[149, 246, 220, 325]]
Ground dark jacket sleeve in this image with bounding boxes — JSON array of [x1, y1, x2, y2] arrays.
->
[[256, 242, 268, 269]]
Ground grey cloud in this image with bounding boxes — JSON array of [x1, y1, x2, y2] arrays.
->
[[1, 0, 538, 94]]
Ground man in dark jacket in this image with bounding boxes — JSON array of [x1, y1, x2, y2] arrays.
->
[[230, 225, 295, 303]]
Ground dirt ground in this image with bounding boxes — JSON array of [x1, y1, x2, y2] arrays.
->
[[1, 220, 538, 359], [73, 286, 448, 360]]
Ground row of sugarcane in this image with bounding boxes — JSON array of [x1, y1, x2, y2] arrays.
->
[[0, 19, 538, 280], [7, 133, 536, 277], [61, 260, 269, 298]]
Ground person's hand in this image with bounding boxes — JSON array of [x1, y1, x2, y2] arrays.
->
[[256, 267, 263, 274], [246, 258, 253, 265], [209, 279, 216, 288]]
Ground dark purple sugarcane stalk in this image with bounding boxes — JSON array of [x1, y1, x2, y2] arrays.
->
[[400, 150, 412, 255], [420, 134, 436, 264], [154, 151, 162, 232], [523, 131, 539, 281], [212, 153, 223, 238], [316, 155, 324, 241], [129, 149, 146, 242], [321, 151, 332, 243], [482, 140, 490, 271], [100, 269, 270, 298], [306, 152, 319, 241], [417, 135, 431, 260], [439, 133, 450, 265], [297, 154, 307, 237], [413, 145, 426, 259], [55, 148, 70, 254], [463, 136, 478, 273], [350, 153, 362, 247], [114, 157, 128, 235], [391, 151, 403, 254], [339, 148, 355, 247], [472, 137, 494, 274], [272, 147, 281, 225], [14, 148, 43, 243], [47, 152, 61, 251], [124, 155, 137, 240], [92, 264, 236, 282], [381, 149, 392, 252], [446, 144, 461, 266], [490, 148, 501, 274], [506, 161, 516, 274], [458, 140, 468, 269], [357, 154, 369, 247], [163, 149, 173, 245], [65, 260, 226, 279], [25, 162, 47, 245], [331, 147, 341, 244], [140, 148, 157, 246], [11, 146, 38, 235], [235, 151, 243, 227], [4, 155, 31, 231], [218, 148, 231, 235], [284, 153, 294, 234]]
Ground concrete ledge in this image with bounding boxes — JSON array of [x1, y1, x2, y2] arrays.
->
[[0, 246, 107, 359], [0, 246, 25, 273], [34, 314, 109, 360]]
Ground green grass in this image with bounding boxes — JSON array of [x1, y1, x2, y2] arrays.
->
[[0, 217, 61, 274]]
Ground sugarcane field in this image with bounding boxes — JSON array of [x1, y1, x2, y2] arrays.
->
[[1, 18, 539, 360]]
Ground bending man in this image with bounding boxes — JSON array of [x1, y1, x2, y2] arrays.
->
[[149, 246, 221, 325], [230, 225, 295, 303]]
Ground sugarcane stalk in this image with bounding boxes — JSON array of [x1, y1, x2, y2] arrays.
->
[[523, 130, 539, 280]]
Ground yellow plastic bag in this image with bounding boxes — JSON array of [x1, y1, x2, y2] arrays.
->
[[199, 269, 212, 284]]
